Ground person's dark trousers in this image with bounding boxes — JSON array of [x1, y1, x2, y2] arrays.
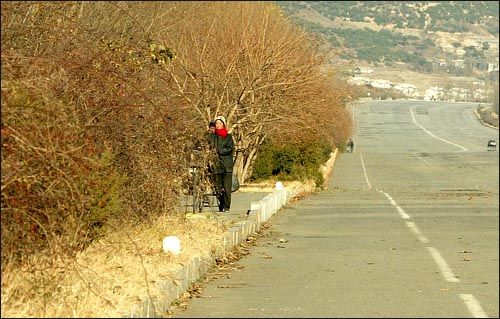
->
[[215, 172, 232, 211]]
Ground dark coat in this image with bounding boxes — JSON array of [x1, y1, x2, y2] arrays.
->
[[208, 132, 234, 173]]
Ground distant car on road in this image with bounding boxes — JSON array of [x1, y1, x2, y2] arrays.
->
[[487, 139, 496, 150]]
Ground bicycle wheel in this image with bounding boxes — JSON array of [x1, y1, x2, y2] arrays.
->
[[192, 172, 203, 213]]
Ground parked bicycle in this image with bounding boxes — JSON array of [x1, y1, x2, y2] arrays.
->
[[183, 146, 218, 214]]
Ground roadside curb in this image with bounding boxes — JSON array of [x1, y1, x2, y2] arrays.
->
[[124, 149, 339, 317], [474, 108, 499, 130]]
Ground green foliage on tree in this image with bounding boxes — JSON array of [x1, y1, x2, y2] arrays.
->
[[251, 138, 332, 188]]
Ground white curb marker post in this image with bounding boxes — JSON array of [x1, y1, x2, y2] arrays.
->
[[163, 236, 181, 255]]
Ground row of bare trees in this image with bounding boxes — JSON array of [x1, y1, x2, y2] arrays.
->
[[144, 2, 354, 182], [1, 2, 352, 315], [152, 0, 354, 190]]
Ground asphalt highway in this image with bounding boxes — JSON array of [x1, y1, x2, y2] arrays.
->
[[171, 100, 499, 318]]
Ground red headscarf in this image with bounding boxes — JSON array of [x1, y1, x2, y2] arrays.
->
[[215, 127, 228, 138]]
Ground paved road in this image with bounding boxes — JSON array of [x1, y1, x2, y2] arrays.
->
[[171, 100, 499, 318]]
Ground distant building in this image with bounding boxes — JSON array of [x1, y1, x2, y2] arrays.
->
[[370, 79, 392, 89], [488, 62, 499, 72], [424, 87, 442, 101], [475, 62, 489, 70], [393, 83, 418, 96], [450, 60, 465, 68]]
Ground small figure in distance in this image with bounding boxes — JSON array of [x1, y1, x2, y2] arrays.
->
[[347, 138, 354, 153]]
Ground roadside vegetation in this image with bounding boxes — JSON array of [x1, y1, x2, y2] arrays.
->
[[1, 1, 353, 317]]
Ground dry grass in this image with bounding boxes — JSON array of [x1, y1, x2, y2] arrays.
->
[[1, 214, 230, 318]]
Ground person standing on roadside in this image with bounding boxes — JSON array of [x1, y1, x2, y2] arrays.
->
[[208, 121, 216, 133], [347, 138, 354, 153], [208, 115, 234, 212]]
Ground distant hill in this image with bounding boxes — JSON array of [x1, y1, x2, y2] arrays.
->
[[275, 1, 499, 79]]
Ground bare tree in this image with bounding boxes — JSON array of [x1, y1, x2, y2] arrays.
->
[[151, 2, 352, 182]]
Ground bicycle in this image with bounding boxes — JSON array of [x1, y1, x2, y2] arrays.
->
[[183, 147, 218, 214]]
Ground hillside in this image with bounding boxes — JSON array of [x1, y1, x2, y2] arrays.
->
[[275, 1, 499, 103], [275, 1, 499, 63]]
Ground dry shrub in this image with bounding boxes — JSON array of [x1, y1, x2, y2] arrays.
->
[[2, 1, 202, 244], [1, 78, 126, 317], [1, 2, 205, 316]]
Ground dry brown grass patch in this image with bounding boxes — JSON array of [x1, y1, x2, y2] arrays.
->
[[1, 213, 230, 318]]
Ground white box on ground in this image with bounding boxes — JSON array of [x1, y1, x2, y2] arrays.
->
[[163, 236, 181, 255]]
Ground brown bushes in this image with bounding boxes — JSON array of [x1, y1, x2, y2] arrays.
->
[[1, 1, 203, 267]]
